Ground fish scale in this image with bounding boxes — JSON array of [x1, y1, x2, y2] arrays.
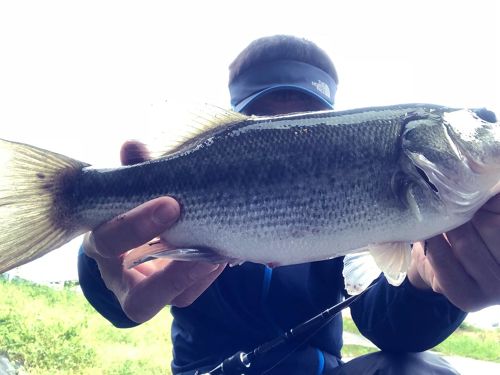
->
[[0, 104, 499, 287], [70, 107, 432, 262]]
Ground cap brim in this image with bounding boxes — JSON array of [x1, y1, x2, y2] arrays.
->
[[233, 85, 334, 113]]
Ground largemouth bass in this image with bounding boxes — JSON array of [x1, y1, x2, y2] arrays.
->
[[0, 104, 499, 292]]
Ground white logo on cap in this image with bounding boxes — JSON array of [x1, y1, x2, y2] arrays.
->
[[311, 80, 330, 99]]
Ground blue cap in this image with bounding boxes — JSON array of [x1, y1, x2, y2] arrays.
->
[[229, 60, 337, 112]]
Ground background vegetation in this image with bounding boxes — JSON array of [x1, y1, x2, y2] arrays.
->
[[0, 276, 498, 374], [0, 277, 172, 374], [342, 314, 500, 362]]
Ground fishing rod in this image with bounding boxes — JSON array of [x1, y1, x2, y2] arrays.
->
[[197, 284, 375, 375]]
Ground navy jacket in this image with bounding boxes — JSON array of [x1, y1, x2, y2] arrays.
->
[[78, 248, 466, 374]]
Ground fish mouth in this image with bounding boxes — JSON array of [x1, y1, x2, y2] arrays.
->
[[472, 108, 497, 124], [443, 109, 500, 174]]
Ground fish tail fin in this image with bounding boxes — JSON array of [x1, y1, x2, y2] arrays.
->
[[0, 138, 89, 273]]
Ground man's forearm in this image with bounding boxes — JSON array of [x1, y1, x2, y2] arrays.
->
[[349, 276, 466, 352]]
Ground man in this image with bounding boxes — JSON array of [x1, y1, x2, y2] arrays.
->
[[79, 35, 500, 374]]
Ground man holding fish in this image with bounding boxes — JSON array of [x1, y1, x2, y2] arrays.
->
[[75, 35, 500, 374]]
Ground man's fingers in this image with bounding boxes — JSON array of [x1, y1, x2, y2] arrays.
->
[[171, 264, 227, 307], [120, 140, 151, 165], [480, 193, 500, 213], [425, 234, 481, 310], [446, 223, 500, 292], [407, 242, 434, 291], [472, 209, 500, 266], [122, 261, 224, 323], [91, 197, 180, 258]]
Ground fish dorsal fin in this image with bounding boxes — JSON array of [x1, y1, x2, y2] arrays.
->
[[343, 241, 412, 295], [160, 105, 249, 157]]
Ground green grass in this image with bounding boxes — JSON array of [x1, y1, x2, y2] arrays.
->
[[1, 277, 499, 374], [342, 344, 377, 357], [433, 323, 500, 362], [342, 314, 500, 363], [342, 315, 359, 336], [0, 277, 172, 374]]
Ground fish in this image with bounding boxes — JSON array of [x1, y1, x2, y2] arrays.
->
[[0, 104, 499, 294]]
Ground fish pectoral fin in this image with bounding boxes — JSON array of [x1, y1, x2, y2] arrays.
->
[[343, 250, 382, 295], [368, 241, 412, 286], [405, 183, 424, 222], [343, 241, 412, 295], [123, 239, 230, 269]]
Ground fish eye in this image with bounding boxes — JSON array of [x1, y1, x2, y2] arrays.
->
[[415, 166, 438, 193], [472, 108, 497, 123]]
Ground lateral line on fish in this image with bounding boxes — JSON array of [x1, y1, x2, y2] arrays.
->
[[0, 103, 499, 284], [234, 106, 429, 135]]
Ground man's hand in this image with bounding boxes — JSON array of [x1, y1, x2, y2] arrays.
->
[[82, 141, 226, 323], [408, 195, 500, 312]]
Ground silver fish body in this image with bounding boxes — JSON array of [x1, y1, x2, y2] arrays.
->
[[68, 104, 500, 266], [0, 103, 498, 273]]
